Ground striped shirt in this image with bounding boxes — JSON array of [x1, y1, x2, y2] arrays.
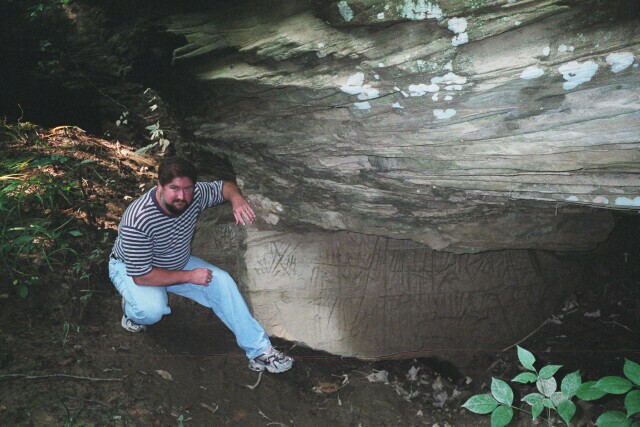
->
[[112, 181, 224, 276]]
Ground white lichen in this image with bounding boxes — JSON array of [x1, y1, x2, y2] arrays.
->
[[431, 72, 467, 86], [614, 196, 640, 207], [520, 66, 544, 80], [377, 12, 385, 19], [558, 61, 598, 90], [448, 17, 467, 33], [398, 0, 443, 21], [392, 102, 404, 109], [605, 52, 635, 73], [354, 101, 371, 110], [340, 72, 365, 95], [542, 46, 551, 56], [558, 44, 575, 53], [341, 72, 380, 102], [338, 0, 354, 22], [452, 32, 469, 46], [592, 196, 609, 205], [408, 83, 439, 96], [433, 108, 456, 119]]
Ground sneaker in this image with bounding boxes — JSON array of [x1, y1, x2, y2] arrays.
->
[[121, 314, 147, 333], [248, 346, 293, 373], [121, 297, 146, 333]]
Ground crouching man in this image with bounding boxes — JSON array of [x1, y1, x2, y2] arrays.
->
[[109, 157, 292, 373]]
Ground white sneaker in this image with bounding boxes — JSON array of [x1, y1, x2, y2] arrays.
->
[[121, 297, 146, 333], [248, 346, 293, 373], [121, 314, 147, 333]]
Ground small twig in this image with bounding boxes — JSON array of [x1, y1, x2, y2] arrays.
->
[[602, 320, 633, 332], [0, 373, 123, 382], [258, 409, 288, 426], [501, 319, 550, 353], [200, 402, 219, 414], [245, 370, 263, 390]]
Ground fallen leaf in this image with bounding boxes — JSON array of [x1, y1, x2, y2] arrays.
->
[[313, 382, 338, 394], [366, 370, 389, 384], [407, 366, 420, 381], [155, 370, 173, 381]]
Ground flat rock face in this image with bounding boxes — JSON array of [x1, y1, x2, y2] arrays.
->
[[168, 0, 640, 253], [239, 228, 582, 358]]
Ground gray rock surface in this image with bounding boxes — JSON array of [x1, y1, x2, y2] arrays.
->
[[168, 0, 640, 253]]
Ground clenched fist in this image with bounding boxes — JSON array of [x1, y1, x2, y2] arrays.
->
[[189, 268, 213, 286]]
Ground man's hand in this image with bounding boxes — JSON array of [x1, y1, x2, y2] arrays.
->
[[222, 181, 256, 225], [189, 268, 212, 286], [231, 198, 256, 225]]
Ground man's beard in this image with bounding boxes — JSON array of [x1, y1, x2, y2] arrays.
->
[[162, 196, 189, 215]]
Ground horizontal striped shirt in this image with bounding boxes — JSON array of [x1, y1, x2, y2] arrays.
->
[[112, 181, 224, 276]]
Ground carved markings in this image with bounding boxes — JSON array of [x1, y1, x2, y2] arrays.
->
[[248, 232, 560, 348]]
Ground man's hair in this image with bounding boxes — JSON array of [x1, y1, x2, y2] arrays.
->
[[158, 157, 198, 185]]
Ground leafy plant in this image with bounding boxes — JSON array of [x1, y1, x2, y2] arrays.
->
[[27, 0, 70, 21], [1, 127, 82, 297], [462, 346, 640, 426]]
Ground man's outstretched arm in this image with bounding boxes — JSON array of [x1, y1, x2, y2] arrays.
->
[[222, 180, 256, 225], [132, 267, 212, 287]]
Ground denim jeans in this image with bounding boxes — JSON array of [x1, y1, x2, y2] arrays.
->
[[108, 255, 271, 359]]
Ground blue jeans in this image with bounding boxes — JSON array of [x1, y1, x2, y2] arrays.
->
[[108, 255, 271, 359]]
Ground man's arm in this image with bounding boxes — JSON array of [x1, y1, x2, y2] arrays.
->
[[222, 180, 256, 225], [132, 267, 212, 287]]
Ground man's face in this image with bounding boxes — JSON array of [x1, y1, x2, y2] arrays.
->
[[157, 177, 194, 215]]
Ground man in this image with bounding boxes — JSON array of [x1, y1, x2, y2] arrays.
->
[[109, 157, 293, 373]]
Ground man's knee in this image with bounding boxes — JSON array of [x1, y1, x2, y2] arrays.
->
[[128, 300, 166, 325], [214, 270, 238, 289]]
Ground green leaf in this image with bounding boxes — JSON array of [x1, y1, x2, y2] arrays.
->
[[625, 390, 640, 418], [596, 376, 632, 395], [522, 393, 543, 406], [624, 359, 640, 387], [134, 141, 158, 155], [595, 411, 631, 427], [491, 378, 514, 406], [517, 346, 536, 371], [16, 284, 28, 299], [462, 394, 499, 414], [577, 381, 608, 401], [561, 370, 582, 398], [539, 365, 563, 379], [557, 399, 576, 425], [550, 391, 566, 407], [531, 401, 544, 420], [542, 398, 556, 410], [537, 377, 557, 397], [490, 405, 513, 427], [512, 372, 537, 384], [68, 230, 83, 237]]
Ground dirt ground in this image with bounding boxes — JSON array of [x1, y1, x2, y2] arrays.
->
[[0, 128, 638, 426]]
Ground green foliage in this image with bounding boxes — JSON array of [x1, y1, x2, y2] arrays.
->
[[1, 125, 81, 297], [462, 346, 640, 426], [27, 0, 70, 21]]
